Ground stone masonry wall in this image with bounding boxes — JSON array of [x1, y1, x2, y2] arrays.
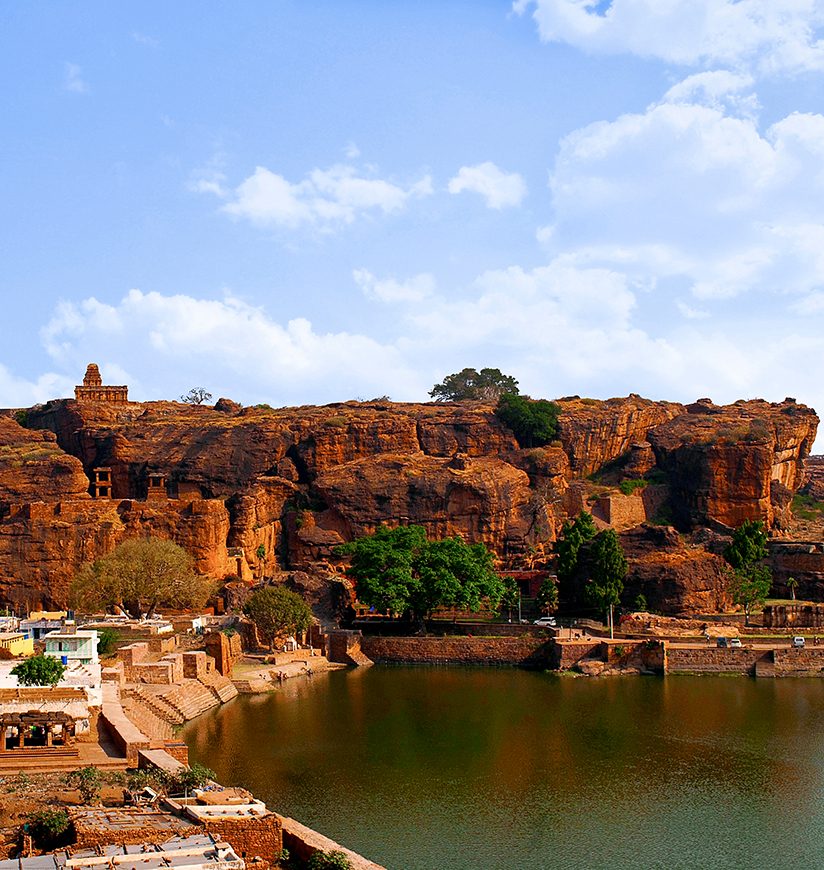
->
[[665, 646, 770, 674], [359, 635, 552, 667]]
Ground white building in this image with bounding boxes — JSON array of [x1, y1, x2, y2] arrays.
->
[[44, 629, 99, 665]]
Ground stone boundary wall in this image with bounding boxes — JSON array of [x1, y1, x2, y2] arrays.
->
[[100, 684, 149, 765], [277, 814, 386, 870], [359, 635, 552, 667], [763, 604, 824, 628], [774, 647, 824, 675], [666, 646, 770, 675], [552, 641, 602, 670]]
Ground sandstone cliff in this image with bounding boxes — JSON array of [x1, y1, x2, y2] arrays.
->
[[0, 391, 815, 614]]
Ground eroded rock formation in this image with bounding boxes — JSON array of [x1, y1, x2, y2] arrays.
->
[[0, 389, 815, 614]]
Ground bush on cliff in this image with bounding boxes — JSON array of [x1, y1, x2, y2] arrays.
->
[[70, 537, 215, 620], [494, 392, 560, 447], [244, 585, 313, 650], [337, 525, 505, 629]]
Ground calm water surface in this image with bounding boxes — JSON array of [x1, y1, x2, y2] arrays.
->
[[183, 668, 824, 869]]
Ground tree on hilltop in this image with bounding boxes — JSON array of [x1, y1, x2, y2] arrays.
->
[[337, 525, 505, 629], [70, 537, 215, 619], [429, 368, 519, 403], [180, 387, 213, 405]]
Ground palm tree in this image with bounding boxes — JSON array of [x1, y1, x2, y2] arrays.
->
[[788, 576, 798, 602]]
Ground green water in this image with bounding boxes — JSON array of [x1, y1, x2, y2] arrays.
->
[[183, 667, 824, 869]]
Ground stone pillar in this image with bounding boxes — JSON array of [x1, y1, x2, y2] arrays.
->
[[45, 724, 53, 747]]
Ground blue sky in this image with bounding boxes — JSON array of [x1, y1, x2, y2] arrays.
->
[[3, 1, 824, 437]]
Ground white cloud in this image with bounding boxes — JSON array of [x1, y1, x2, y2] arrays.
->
[[448, 161, 527, 209], [353, 269, 436, 303], [344, 142, 361, 159], [514, 0, 824, 74], [548, 89, 824, 301], [63, 63, 88, 94], [40, 289, 423, 405], [214, 163, 433, 230], [132, 32, 159, 48]]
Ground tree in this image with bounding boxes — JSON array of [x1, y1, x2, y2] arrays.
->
[[499, 577, 520, 622], [556, 511, 597, 586], [244, 585, 313, 650], [66, 766, 102, 804], [97, 627, 118, 656], [27, 809, 71, 849], [788, 576, 798, 601], [307, 852, 353, 870], [429, 368, 519, 403], [173, 762, 215, 794], [12, 655, 65, 687], [70, 537, 215, 620], [536, 576, 559, 615], [338, 525, 505, 628], [729, 566, 772, 625], [494, 393, 560, 447], [180, 387, 213, 405], [585, 529, 627, 636], [724, 519, 769, 571], [724, 520, 772, 625]]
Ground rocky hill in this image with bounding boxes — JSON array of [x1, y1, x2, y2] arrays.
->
[[0, 389, 817, 615]]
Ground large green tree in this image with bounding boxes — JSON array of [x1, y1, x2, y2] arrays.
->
[[536, 576, 559, 615], [556, 511, 597, 587], [338, 525, 505, 628], [12, 655, 66, 687], [429, 368, 519, 403], [494, 393, 560, 447], [70, 537, 215, 619], [724, 519, 772, 624], [585, 529, 628, 630], [243, 585, 313, 649]]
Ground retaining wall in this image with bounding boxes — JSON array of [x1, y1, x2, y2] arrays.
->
[[666, 646, 770, 675], [359, 635, 552, 667]]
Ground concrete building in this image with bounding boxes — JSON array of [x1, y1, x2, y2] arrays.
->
[[0, 633, 33, 657], [21, 612, 68, 641], [45, 629, 99, 665]]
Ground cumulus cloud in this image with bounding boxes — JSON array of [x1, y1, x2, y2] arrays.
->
[[514, 0, 824, 74], [212, 163, 433, 230], [63, 63, 88, 94], [41, 289, 424, 405], [549, 88, 824, 301], [448, 162, 527, 208], [353, 269, 436, 303]]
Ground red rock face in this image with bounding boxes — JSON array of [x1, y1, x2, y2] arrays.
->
[[555, 395, 684, 477], [649, 399, 818, 529], [0, 393, 815, 614]]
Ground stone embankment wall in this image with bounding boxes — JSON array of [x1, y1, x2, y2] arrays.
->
[[666, 647, 770, 675], [278, 815, 387, 870], [359, 635, 553, 667]]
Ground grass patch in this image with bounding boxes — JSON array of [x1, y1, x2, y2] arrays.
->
[[618, 478, 648, 496], [792, 493, 824, 521]]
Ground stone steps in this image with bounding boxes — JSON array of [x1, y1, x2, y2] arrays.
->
[[199, 671, 239, 703], [126, 686, 185, 726], [158, 680, 220, 721]]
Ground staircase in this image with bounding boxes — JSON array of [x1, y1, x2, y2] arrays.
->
[[199, 670, 239, 704]]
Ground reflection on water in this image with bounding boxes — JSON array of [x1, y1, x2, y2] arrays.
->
[[183, 668, 824, 869]]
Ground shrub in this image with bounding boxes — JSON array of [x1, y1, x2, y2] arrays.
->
[[13, 409, 29, 427], [173, 763, 215, 793], [27, 809, 71, 848], [12, 654, 65, 686], [66, 766, 103, 803], [97, 627, 119, 656], [495, 393, 560, 447], [618, 478, 648, 496], [634, 593, 648, 612], [256, 543, 267, 560], [307, 851, 353, 870], [323, 416, 347, 427]]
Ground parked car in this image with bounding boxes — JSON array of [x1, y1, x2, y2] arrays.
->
[[793, 636, 806, 648], [534, 616, 557, 627], [729, 637, 743, 648], [716, 636, 728, 647]]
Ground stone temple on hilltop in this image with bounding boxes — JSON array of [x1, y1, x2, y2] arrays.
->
[[74, 363, 128, 403]]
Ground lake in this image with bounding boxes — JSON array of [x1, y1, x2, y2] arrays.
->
[[183, 667, 824, 869]]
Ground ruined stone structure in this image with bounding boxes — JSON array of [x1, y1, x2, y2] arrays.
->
[[74, 363, 128, 404]]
